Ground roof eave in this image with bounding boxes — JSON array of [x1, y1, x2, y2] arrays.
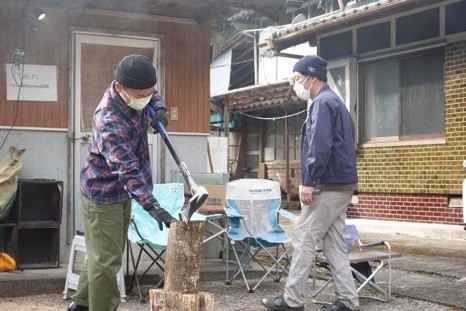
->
[[211, 80, 306, 112], [267, 0, 442, 52]]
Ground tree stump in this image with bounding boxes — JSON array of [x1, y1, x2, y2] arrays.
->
[[150, 221, 214, 311]]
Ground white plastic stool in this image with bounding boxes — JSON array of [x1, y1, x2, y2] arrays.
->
[[63, 234, 126, 302]]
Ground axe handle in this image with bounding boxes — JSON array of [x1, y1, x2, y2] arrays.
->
[[147, 106, 196, 189]]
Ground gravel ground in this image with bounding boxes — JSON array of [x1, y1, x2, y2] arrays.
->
[[0, 278, 458, 311]]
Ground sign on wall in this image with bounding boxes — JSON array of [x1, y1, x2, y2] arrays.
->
[[6, 64, 58, 101]]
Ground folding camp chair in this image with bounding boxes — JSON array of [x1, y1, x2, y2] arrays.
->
[[224, 178, 295, 293], [127, 183, 225, 301], [312, 224, 402, 304]]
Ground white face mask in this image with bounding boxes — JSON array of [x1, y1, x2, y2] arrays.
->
[[121, 89, 152, 110], [128, 95, 152, 110], [293, 76, 313, 101]]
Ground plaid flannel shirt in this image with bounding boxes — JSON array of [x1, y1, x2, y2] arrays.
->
[[80, 81, 167, 207]]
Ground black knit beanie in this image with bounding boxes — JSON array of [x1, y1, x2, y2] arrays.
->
[[293, 55, 328, 82], [114, 54, 157, 89]]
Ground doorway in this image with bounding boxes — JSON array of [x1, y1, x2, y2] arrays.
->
[[70, 31, 162, 235]]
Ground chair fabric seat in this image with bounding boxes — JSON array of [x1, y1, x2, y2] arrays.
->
[[225, 178, 295, 293], [316, 251, 402, 265], [127, 183, 227, 301]]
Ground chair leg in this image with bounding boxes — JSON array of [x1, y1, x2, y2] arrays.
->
[[311, 256, 333, 305], [227, 241, 265, 291], [312, 258, 394, 304], [226, 239, 292, 293], [251, 245, 290, 292], [127, 240, 144, 302], [230, 242, 253, 292], [353, 260, 392, 302]]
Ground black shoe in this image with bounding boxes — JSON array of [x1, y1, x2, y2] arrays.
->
[[67, 302, 89, 311], [320, 300, 354, 311], [261, 294, 304, 310]]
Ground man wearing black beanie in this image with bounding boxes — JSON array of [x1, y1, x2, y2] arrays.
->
[[69, 55, 176, 311], [262, 54, 359, 311]]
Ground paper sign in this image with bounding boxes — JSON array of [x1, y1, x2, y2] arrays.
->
[[6, 64, 58, 101]]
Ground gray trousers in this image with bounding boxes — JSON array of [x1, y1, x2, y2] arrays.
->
[[284, 189, 359, 310]]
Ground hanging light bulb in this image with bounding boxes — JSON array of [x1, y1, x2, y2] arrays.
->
[[32, 8, 46, 20], [25, 8, 46, 31]]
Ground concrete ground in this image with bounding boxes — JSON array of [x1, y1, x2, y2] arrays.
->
[[0, 217, 465, 310]]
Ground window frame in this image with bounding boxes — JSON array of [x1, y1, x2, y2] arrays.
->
[[358, 48, 446, 146]]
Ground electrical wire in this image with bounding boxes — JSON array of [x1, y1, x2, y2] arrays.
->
[[0, 64, 25, 152], [210, 56, 255, 69], [0, 1, 28, 152], [0, 2, 87, 152], [235, 108, 306, 121]]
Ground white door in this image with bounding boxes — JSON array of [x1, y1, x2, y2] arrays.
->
[[71, 32, 162, 235]]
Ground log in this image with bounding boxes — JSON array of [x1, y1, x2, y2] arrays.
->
[[150, 221, 215, 311], [150, 290, 214, 311]]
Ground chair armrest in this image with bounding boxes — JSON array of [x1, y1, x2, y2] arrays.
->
[[359, 240, 392, 254], [224, 207, 243, 219], [360, 241, 385, 249], [190, 212, 223, 222], [204, 213, 224, 221], [278, 209, 299, 221]]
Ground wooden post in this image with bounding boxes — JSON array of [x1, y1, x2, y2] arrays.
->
[[150, 221, 214, 311]]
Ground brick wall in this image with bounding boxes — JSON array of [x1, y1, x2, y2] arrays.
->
[[348, 193, 463, 225], [351, 40, 466, 225]]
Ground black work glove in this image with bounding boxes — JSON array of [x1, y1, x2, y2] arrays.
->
[[149, 109, 169, 134], [144, 202, 177, 231]]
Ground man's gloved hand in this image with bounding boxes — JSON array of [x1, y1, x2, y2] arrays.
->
[[149, 109, 169, 134], [144, 201, 177, 231]]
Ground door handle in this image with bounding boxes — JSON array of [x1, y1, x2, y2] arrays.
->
[[75, 134, 91, 142]]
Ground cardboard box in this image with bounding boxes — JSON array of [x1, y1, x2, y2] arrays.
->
[[197, 184, 226, 214]]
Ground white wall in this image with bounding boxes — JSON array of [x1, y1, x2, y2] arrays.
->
[[0, 128, 70, 263], [210, 49, 232, 96], [258, 42, 317, 85]]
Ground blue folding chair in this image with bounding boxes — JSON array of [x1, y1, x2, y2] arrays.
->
[[127, 183, 225, 301], [224, 178, 296, 293], [312, 224, 403, 304]]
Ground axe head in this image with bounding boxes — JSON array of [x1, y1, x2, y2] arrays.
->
[[180, 185, 209, 223]]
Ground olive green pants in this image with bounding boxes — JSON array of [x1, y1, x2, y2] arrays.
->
[[74, 194, 131, 311]]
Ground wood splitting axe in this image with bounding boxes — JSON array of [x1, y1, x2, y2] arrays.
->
[[147, 105, 209, 223]]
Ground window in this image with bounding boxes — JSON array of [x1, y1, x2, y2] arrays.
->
[[446, 0, 466, 35], [244, 119, 260, 178], [328, 66, 346, 103], [396, 8, 439, 45], [265, 119, 285, 161], [265, 113, 305, 162], [357, 22, 391, 54], [360, 50, 445, 142], [320, 31, 353, 60]]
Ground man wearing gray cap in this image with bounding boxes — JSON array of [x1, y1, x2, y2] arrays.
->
[[262, 55, 359, 311], [68, 55, 177, 311]]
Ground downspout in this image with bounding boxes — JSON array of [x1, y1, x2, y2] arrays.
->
[[285, 106, 290, 202], [223, 99, 231, 179], [224, 98, 230, 138]]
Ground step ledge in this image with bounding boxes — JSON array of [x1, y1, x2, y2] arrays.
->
[[347, 218, 466, 240]]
